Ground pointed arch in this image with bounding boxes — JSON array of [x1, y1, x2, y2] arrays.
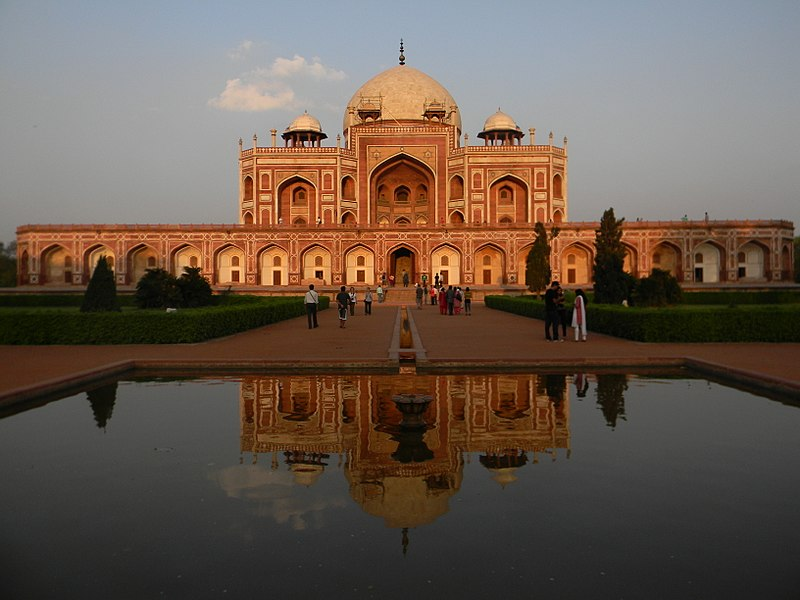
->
[[650, 240, 682, 279], [215, 244, 246, 285], [341, 210, 357, 225], [276, 175, 318, 225], [127, 243, 159, 286], [344, 244, 376, 285], [369, 153, 435, 226], [736, 240, 769, 280], [431, 244, 462, 286], [258, 244, 289, 286], [560, 243, 593, 286], [474, 243, 506, 285], [172, 244, 202, 277], [301, 245, 332, 284], [41, 244, 72, 285], [488, 173, 529, 223], [341, 175, 356, 200], [449, 175, 464, 200], [692, 241, 725, 283]]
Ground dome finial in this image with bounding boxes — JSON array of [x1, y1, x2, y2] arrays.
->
[[399, 39, 405, 65]]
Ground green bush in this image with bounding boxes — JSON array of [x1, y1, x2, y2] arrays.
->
[[81, 257, 119, 312], [681, 290, 800, 305], [0, 296, 329, 344], [633, 268, 682, 307], [0, 294, 135, 307], [485, 295, 800, 342]]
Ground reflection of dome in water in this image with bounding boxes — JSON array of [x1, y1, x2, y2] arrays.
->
[[344, 64, 461, 134], [347, 472, 461, 529], [479, 451, 528, 488], [289, 463, 324, 487]]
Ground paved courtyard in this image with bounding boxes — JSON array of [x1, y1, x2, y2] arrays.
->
[[1, 301, 799, 406]]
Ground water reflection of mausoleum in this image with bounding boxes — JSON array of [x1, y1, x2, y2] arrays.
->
[[239, 374, 570, 527]]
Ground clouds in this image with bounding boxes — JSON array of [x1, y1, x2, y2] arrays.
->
[[209, 46, 346, 112]]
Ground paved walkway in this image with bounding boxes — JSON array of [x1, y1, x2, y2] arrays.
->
[[2, 302, 799, 406]]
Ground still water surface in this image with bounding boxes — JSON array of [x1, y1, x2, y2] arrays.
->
[[1, 372, 798, 599]]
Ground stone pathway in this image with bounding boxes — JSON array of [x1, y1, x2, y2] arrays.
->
[[1, 302, 799, 406]]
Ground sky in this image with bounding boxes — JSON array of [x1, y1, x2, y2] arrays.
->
[[1, 0, 799, 244]]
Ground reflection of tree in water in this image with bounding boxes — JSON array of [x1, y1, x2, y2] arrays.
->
[[543, 374, 567, 405], [86, 382, 118, 429], [595, 374, 628, 429]]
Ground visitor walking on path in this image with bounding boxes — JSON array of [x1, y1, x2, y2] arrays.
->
[[348, 287, 357, 316], [364, 287, 373, 315], [376, 284, 384, 303], [336, 286, 350, 328], [415, 283, 424, 309], [544, 281, 562, 341], [572, 288, 588, 341], [304, 284, 319, 329]]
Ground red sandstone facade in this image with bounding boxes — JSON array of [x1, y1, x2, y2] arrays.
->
[[15, 54, 795, 291]]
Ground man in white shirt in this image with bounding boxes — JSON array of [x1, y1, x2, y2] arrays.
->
[[304, 284, 319, 329]]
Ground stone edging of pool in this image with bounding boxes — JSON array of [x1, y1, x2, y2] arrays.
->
[[3, 355, 798, 410]]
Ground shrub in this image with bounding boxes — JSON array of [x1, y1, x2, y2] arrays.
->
[[80, 257, 120, 312], [135, 268, 181, 309], [634, 268, 682, 307], [177, 267, 212, 308]]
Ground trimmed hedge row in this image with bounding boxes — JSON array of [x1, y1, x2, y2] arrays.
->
[[484, 295, 800, 342], [0, 296, 329, 344], [0, 294, 136, 307], [681, 290, 800, 305]]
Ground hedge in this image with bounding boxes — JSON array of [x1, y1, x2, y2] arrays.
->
[[0, 296, 329, 344], [680, 290, 800, 305], [0, 294, 136, 308], [484, 295, 800, 342]]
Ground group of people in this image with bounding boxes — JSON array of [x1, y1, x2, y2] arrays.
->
[[430, 285, 471, 315], [544, 280, 587, 342]]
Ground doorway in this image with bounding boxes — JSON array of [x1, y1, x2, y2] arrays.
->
[[390, 247, 415, 286]]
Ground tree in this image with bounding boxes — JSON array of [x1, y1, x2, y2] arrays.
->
[[135, 268, 180, 308], [0, 241, 17, 287], [593, 208, 629, 304], [177, 267, 213, 308], [526, 222, 559, 293], [80, 256, 120, 312]]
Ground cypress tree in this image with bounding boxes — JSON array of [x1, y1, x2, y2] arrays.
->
[[80, 256, 120, 312], [526, 222, 559, 293], [593, 208, 628, 304]]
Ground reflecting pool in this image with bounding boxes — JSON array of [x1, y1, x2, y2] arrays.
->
[[1, 372, 799, 599]]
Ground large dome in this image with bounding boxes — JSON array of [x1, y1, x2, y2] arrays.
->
[[343, 65, 461, 134]]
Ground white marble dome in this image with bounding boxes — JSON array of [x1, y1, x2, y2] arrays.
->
[[343, 65, 461, 133]]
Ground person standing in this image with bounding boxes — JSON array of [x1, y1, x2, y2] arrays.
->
[[556, 283, 569, 338], [446, 285, 455, 315], [336, 285, 350, 328], [544, 281, 562, 341], [415, 283, 424, 309], [376, 284, 384, 303], [402, 270, 409, 287], [438, 286, 447, 315], [454, 287, 463, 315], [463, 287, 472, 315], [421, 273, 428, 288], [364, 286, 373, 315], [348, 287, 357, 316], [572, 288, 588, 342], [304, 284, 319, 329], [430, 285, 437, 305], [434, 273, 440, 287]]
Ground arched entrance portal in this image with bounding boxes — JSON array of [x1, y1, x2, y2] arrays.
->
[[389, 247, 415, 286]]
